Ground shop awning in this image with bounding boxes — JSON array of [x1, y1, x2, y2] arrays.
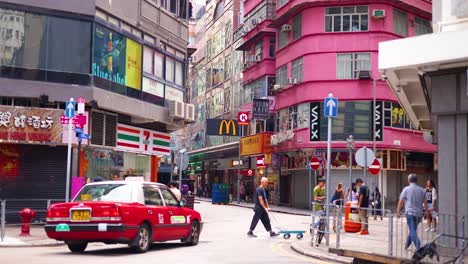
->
[[379, 29, 468, 131], [187, 141, 238, 156]]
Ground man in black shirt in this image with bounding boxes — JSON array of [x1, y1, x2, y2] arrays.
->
[[247, 177, 279, 238], [356, 178, 370, 235]]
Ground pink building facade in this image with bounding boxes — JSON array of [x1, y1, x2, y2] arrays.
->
[[238, 0, 436, 208]]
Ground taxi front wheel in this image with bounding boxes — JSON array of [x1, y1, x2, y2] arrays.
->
[[183, 220, 200, 246], [67, 242, 88, 253]]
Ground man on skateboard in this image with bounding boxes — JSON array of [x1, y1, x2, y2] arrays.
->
[[247, 177, 279, 238]]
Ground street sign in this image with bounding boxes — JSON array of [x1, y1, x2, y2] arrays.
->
[[238, 111, 249, 126], [77, 98, 86, 114], [355, 147, 375, 168], [256, 156, 265, 167], [65, 100, 76, 118], [324, 95, 338, 117], [252, 99, 269, 119], [310, 157, 320, 170], [368, 159, 381, 175]]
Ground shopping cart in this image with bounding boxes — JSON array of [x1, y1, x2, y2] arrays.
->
[[268, 211, 305, 240]]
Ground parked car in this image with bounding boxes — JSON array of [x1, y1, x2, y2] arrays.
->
[[44, 181, 202, 253]]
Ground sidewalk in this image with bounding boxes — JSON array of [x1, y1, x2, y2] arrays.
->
[[0, 225, 63, 247], [195, 197, 311, 216]]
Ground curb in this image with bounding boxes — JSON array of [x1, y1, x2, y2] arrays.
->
[[0, 241, 65, 248], [290, 243, 353, 264]]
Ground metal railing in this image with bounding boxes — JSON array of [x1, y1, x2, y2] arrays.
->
[[309, 200, 467, 263], [0, 199, 64, 242]]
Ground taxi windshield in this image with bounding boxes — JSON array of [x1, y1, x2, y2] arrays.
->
[[73, 184, 133, 202]]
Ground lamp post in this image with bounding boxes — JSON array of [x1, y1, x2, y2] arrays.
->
[[346, 135, 355, 200]]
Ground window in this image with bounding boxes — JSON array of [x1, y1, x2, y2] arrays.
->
[[143, 186, 164, 206], [224, 55, 232, 80], [291, 57, 303, 82], [0, 8, 91, 84], [255, 40, 263, 60], [288, 106, 298, 130], [393, 8, 408, 36], [245, 78, 267, 100], [325, 6, 368, 32], [175, 61, 183, 86], [292, 14, 302, 40], [154, 52, 164, 78], [224, 88, 231, 113], [166, 57, 175, 82], [336, 53, 370, 79], [225, 22, 232, 47], [319, 101, 372, 141], [415, 16, 432, 35], [276, 64, 288, 86], [269, 37, 276, 57], [143, 46, 153, 73], [214, 0, 225, 20], [160, 0, 168, 9], [170, 0, 177, 14], [160, 189, 180, 205], [74, 184, 132, 202], [278, 0, 288, 8], [278, 30, 288, 49]]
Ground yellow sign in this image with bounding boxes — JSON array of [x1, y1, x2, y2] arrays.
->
[[219, 120, 237, 136], [240, 133, 272, 156], [264, 153, 272, 165], [125, 38, 142, 90]]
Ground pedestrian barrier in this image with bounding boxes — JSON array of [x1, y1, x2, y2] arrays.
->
[[0, 199, 64, 242]]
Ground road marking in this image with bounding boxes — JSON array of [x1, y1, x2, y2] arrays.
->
[[271, 241, 332, 263]]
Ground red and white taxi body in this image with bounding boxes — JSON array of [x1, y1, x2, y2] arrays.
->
[[45, 181, 202, 253]]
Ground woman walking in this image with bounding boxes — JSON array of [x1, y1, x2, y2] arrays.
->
[[425, 180, 437, 232], [370, 187, 383, 220], [331, 183, 345, 232]]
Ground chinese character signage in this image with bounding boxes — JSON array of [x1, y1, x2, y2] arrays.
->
[[0, 106, 62, 143], [240, 132, 272, 156], [92, 24, 142, 90]]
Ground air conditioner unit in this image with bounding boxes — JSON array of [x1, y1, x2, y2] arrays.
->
[[288, 77, 298, 84], [357, 70, 372, 80], [168, 100, 185, 120], [252, 19, 259, 25], [281, 24, 292, 32], [254, 55, 262, 61], [185, 103, 195, 122], [372, 10, 385, 19], [249, 55, 257, 62], [243, 63, 250, 69], [273, 84, 282, 91]]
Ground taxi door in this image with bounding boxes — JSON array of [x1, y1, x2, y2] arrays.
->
[[160, 188, 190, 239], [142, 185, 167, 241]]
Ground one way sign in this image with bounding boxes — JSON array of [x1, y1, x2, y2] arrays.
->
[[324, 95, 338, 117]]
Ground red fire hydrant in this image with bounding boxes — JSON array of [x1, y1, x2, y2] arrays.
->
[[18, 208, 37, 236]]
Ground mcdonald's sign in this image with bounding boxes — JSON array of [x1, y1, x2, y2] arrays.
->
[[206, 119, 239, 136]]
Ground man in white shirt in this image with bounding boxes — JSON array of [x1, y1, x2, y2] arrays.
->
[[169, 181, 182, 201]]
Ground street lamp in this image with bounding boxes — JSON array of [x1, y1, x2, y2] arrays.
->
[[179, 148, 187, 190], [346, 135, 355, 200]]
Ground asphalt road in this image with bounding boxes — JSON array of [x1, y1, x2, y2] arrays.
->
[[1, 201, 331, 264]]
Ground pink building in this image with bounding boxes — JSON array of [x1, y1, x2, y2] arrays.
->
[[238, 0, 436, 208]]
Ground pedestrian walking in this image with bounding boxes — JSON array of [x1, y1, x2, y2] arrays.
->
[[229, 183, 234, 203], [247, 177, 279, 238], [397, 174, 428, 250], [331, 183, 345, 232], [370, 187, 383, 220], [168, 181, 182, 201], [356, 178, 369, 235], [425, 180, 437, 232], [240, 183, 246, 202], [313, 179, 326, 212]]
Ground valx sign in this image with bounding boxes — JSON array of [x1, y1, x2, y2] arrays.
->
[[373, 101, 383, 141], [309, 102, 320, 141]]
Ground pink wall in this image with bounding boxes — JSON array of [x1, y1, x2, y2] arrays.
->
[[274, 127, 437, 153], [244, 59, 276, 83]]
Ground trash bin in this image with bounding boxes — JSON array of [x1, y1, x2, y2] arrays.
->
[[212, 184, 229, 204], [344, 201, 362, 233]]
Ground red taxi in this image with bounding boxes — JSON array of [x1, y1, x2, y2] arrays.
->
[[44, 181, 202, 253]]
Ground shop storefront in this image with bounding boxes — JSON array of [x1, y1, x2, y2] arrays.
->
[[0, 106, 66, 221]]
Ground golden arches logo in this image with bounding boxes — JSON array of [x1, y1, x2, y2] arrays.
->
[[219, 120, 237, 136]]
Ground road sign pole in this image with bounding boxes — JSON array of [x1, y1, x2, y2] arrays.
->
[[65, 98, 74, 202], [364, 146, 367, 184], [76, 137, 82, 178], [325, 114, 332, 247], [308, 162, 312, 211], [237, 127, 242, 204]]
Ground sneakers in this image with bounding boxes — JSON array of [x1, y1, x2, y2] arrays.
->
[[247, 231, 257, 238], [360, 230, 369, 235], [430, 228, 437, 232], [270, 231, 279, 237], [425, 227, 431, 232]]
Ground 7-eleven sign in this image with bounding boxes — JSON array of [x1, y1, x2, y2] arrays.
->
[[116, 124, 170, 156]]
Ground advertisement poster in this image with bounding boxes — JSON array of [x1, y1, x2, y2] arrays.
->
[[92, 24, 142, 90]]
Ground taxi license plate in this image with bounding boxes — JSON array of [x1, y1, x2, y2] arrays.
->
[[71, 210, 91, 221]]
